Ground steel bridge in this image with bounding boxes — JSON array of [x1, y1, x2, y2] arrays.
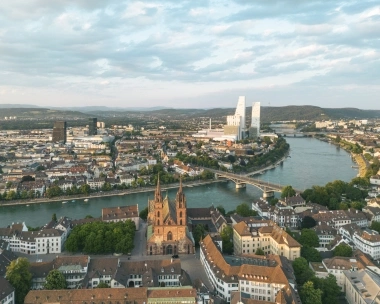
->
[[206, 168, 301, 195]]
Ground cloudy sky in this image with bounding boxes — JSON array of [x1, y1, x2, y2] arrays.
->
[[1, 0, 379, 109]]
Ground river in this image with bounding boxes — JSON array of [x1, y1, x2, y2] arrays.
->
[[0, 138, 357, 227]]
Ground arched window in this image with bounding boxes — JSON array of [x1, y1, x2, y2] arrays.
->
[[179, 211, 182, 218], [157, 220, 160, 226], [157, 211, 160, 217], [167, 231, 173, 241], [180, 219, 183, 225]]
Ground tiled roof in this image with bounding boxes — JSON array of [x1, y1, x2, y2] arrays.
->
[[0, 277, 14, 301]]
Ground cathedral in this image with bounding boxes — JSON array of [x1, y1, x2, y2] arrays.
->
[[146, 177, 195, 255]]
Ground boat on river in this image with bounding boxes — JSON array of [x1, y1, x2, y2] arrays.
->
[[84, 199, 89, 202], [62, 201, 68, 204]]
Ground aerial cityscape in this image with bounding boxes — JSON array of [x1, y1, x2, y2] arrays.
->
[[1, 1, 380, 304]]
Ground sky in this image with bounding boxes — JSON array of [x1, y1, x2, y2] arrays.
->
[[0, 0, 380, 109]]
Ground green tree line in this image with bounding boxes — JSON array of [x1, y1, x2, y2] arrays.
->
[[65, 220, 135, 254]]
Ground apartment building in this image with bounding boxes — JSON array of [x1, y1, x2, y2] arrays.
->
[[200, 234, 299, 303], [101, 205, 140, 229], [0, 277, 14, 304], [233, 221, 301, 261], [344, 268, 380, 304]]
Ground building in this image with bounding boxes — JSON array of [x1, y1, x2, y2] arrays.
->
[[249, 101, 260, 139], [0, 222, 64, 255], [88, 118, 97, 136], [102, 205, 140, 229], [233, 221, 301, 260], [52, 121, 67, 143], [146, 178, 195, 255], [24, 287, 198, 304], [344, 268, 380, 304], [200, 234, 299, 303], [0, 277, 14, 304], [30, 256, 89, 289], [225, 96, 246, 140]]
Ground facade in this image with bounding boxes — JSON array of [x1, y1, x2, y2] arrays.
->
[[146, 178, 195, 255], [200, 234, 299, 303], [88, 118, 98, 136], [344, 269, 380, 304], [25, 287, 198, 304], [250, 101, 261, 139], [225, 96, 246, 140], [102, 205, 140, 229], [0, 277, 14, 304], [30, 256, 89, 289], [0, 223, 64, 255], [233, 221, 301, 261], [52, 121, 67, 143]]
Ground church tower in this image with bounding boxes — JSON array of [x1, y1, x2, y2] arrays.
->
[[154, 175, 163, 226], [176, 177, 187, 226]]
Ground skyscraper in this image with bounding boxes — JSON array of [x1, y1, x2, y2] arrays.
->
[[52, 121, 67, 143], [225, 96, 246, 140], [88, 118, 97, 136], [250, 102, 261, 139]]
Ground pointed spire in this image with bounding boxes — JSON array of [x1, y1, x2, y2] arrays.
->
[[155, 174, 162, 202], [178, 175, 183, 194]]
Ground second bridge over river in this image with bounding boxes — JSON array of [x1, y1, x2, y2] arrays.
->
[[205, 168, 302, 197]]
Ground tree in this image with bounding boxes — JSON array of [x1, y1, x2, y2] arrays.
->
[[281, 185, 296, 198], [216, 205, 226, 216], [44, 269, 67, 290], [21, 175, 35, 182], [312, 274, 341, 304], [301, 246, 322, 262], [220, 226, 233, 254], [52, 213, 57, 222], [193, 224, 206, 246], [235, 203, 257, 217], [255, 248, 265, 255], [300, 281, 322, 304], [370, 221, 380, 233], [139, 207, 148, 221], [298, 229, 319, 247], [333, 243, 353, 257], [301, 216, 317, 229], [292, 257, 314, 285], [96, 282, 110, 288], [6, 258, 32, 304]]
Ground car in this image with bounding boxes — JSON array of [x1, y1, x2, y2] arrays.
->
[[171, 254, 179, 259]]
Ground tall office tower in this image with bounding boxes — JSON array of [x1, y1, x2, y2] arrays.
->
[[52, 121, 67, 143], [225, 96, 246, 140], [250, 102, 261, 139], [88, 118, 97, 136]]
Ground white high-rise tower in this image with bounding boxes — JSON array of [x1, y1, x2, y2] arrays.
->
[[226, 96, 246, 140], [250, 102, 261, 138]]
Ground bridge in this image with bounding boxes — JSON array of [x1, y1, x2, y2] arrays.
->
[[205, 168, 301, 197]]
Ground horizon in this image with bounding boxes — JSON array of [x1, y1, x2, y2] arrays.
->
[[1, 1, 380, 109]]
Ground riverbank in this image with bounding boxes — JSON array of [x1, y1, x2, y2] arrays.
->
[[0, 179, 227, 207], [352, 154, 368, 178]]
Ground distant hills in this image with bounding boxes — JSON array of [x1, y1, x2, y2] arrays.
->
[[0, 105, 379, 122]]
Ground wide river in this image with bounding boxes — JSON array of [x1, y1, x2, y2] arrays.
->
[[0, 138, 357, 227]]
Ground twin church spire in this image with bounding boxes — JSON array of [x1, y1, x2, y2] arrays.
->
[[154, 174, 186, 207]]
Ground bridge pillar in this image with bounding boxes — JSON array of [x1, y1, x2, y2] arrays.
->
[[263, 190, 274, 198], [236, 183, 246, 189]]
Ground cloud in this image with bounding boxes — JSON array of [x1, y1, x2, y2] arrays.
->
[[0, 0, 379, 109]]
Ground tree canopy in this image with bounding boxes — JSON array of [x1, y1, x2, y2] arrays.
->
[[220, 226, 233, 254], [44, 269, 67, 290], [298, 229, 319, 248], [333, 243, 353, 257], [281, 185, 296, 198], [65, 220, 135, 254], [235, 203, 257, 217], [6, 258, 32, 304], [300, 281, 322, 304]]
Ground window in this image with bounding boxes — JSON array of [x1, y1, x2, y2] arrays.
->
[[167, 231, 173, 241]]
